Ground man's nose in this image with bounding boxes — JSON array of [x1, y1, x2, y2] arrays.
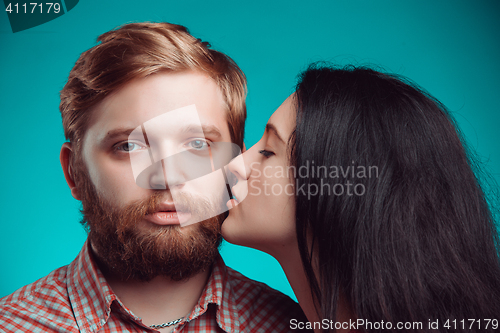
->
[[135, 157, 186, 190]]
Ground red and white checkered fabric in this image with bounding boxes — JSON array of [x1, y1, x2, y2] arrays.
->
[[0, 241, 307, 332]]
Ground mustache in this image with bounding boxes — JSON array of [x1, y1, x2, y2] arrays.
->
[[115, 190, 219, 232], [140, 191, 215, 216]]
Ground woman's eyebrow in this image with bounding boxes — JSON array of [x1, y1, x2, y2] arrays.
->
[[265, 123, 285, 144]]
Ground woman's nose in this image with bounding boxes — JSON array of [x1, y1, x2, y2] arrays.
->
[[227, 148, 250, 182]]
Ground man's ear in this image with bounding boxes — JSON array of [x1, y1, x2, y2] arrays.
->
[[60, 142, 81, 200]]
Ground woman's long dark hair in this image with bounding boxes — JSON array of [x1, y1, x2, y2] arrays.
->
[[292, 64, 500, 332]]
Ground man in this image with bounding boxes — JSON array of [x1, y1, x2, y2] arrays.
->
[[0, 22, 306, 332]]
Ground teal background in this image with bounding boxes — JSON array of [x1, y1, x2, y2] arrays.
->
[[3, 0, 65, 33], [1, 0, 499, 300]]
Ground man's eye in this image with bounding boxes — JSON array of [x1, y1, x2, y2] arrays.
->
[[115, 142, 145, 152], [187, 139, 209, 150], [259, 149, 274, 158]]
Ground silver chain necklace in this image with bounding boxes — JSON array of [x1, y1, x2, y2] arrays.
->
[[149, 317, 184, 329]]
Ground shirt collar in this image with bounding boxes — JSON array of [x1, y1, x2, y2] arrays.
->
[[67, 240, 117, 333], [183, 255, 240, 332], [67, 240, 241, 333]]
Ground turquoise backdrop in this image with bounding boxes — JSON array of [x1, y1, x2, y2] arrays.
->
[[1, 0, 499, 299]]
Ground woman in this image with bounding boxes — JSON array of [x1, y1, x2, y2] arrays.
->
[[222, 64, 500, 332]]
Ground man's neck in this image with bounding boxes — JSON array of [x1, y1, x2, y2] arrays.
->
[[106, 270, 210, 328], [91, 244, 211, 328]]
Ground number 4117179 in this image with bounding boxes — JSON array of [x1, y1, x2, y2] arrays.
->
[[5, 3, 61, 14], [443, 319, 498, 330]]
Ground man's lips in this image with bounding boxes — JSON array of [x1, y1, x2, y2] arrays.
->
[[144, 202, 192, 225]]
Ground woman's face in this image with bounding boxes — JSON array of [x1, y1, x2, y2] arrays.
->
[[222, 95, 297, 255]]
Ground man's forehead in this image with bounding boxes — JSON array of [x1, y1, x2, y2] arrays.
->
[[84, 71, 232, 144]]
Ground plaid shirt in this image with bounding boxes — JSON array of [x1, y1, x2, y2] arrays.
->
[[0, 241, 308, 332]]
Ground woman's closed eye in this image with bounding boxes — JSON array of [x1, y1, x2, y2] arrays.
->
[[259, 149, 274, 158]]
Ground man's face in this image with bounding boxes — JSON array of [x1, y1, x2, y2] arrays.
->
[[72, 71, 233, 281], [83, 71, 232, 219]]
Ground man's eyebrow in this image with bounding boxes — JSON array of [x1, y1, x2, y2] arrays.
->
[[101, 124, 223, 145], [181, 124, 222, 139], [265, 123, 285, 144], [102, 128, 137, 143]]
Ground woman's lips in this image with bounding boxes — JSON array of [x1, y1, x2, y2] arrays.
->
[[144, 211, 192, 225], [226, 196, 239, 210]]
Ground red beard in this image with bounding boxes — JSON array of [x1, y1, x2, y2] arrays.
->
[[72, 159, 223, 282]]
